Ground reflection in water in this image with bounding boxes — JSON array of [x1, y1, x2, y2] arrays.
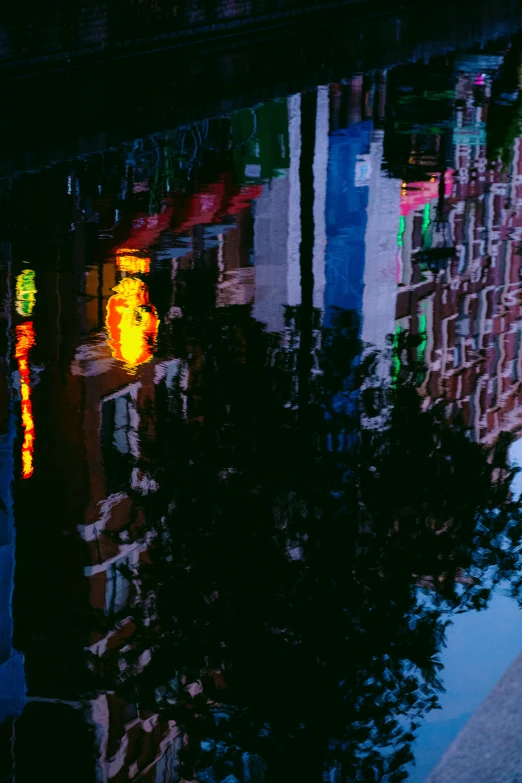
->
[[5, 26, 522, 783], [105, 277, 160, 372], [14, 322, 35, 479], [116, 250, 152, 275], [14, 271, 36, 318]]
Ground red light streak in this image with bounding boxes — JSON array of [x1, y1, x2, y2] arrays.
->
[[15, 322, 36, 479]]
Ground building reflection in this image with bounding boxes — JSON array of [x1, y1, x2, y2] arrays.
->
[[3, 38, 522, 782], [393, 54, 522, 445]]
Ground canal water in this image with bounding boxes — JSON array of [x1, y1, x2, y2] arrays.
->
[[4, 18, 522, 783]]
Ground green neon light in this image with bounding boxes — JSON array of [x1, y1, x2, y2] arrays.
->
[[422, 203, 431, 237], [397, 215, 406, 248], [391, 324, 402, 386]]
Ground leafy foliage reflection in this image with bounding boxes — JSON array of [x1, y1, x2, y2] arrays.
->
[[100, 306, 522, 783]]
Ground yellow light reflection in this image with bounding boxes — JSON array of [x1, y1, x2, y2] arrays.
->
[[116, 255, 151, 274], [105, 277, 159, 373], [15, 322, 36, 479], [15, 270, 37, 317]]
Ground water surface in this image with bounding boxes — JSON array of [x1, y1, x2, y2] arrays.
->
[[3, 21, 522, 783]]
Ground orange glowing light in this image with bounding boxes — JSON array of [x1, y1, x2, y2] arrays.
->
[[15, 322, 36, 479], [116, 254, 151, 275], [105, 277, 159, 373]]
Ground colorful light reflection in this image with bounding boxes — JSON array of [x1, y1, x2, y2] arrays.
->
[[15, 322, 36, 479], [117, 255, 151, 275], [400, 171, 453, 217], [106, 277, 159, 373], [116, 249, 151, 275], [15, 270, 37, 317]]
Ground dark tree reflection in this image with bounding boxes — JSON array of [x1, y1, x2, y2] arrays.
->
[[97, 305, 522, 783]]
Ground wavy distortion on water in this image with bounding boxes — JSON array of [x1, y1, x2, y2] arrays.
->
[[106, 277, 160, 372], [5, 16, 522, 783], [14, 322, 35, 479]]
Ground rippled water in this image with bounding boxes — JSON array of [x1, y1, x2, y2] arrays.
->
[[4, 20, 522, 783]]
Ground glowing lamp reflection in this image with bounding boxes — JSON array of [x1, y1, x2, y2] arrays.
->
[[15, 270, 37, 317], [116, 255, 151, 275], [15, 322, 36, 478], [106, 277, 159, 373]]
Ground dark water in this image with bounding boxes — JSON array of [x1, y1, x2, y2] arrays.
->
[[5, 17, 522, 783]]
